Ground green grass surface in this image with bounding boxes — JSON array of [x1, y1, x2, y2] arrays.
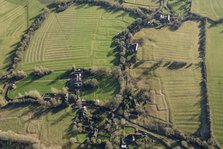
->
[[124, 0, 160, 8], [191, 0, 223, 20], [19, 5, 134, 71], [8, 70, 119, 101], [8, 71, 67, 99], [0, 104, 75, 146], [0, 0, 43, 72], [81, 75, 119, 101], [206, 24, 223, 146], [124, 126, 135, 135], [133, 21, 202, 133]]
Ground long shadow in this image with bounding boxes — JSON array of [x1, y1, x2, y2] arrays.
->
[[2, 48, 17, 70], [166, 61, 187, 70], [19, 73, 43, 88], [209, 18, 223, 28], [49, 70, 70, 85], [0, 101, 38, 111]]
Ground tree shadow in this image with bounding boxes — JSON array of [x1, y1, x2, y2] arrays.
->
[[49, 70, 70, 85], [165, 61, 187, 70]]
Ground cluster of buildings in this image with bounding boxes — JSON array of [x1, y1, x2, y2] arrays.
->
[[121, 133, 147, 148], [155, 12, 174, 24]]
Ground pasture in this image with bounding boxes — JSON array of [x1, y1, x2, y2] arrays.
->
[[206, 24, 223, 146], [133, 21, 202, 133], [191, 0, 223, 20], [0, 0, 43, 72], [20, 5, 134, 71]]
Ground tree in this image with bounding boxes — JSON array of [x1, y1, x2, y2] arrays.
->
[[84, 79, 99, 89], [112, 66, 122, 79], [105, 94, 123, 110], [69, 137, 77, 145], [25, 90, 41, 99], [105, 141, 113, 149], [32, 66, 53, 77], [120, 56, 126, 64], [91, 67, 111, 76], [9, 70, 27, 81]]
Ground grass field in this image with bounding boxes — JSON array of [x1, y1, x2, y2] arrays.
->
[[133, 21, 202, 133], [8, 70, 119, 101], [81, 75, 119, 101], [8, 71, 67, 99], [130, 65, 169, 122], [206, 24, 223, 146], [19, 5, 134, 71], [191, 0, 223, 20], [168, 0, 191, 16], [123, 0, 160, 8], [0, 104, 76, 146], [0, 0, 43, 72]]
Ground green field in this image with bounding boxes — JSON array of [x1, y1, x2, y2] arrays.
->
[[81, 75, 119, 101], [191, 0, 223, 20], [124, 0, 160, 8], [206, 24, 223, 146], [0, 104, 76, 146], [8, 70, 118, 101], [133, 21, 202, 133], [8, 71, 67, 99], [0, 0, 43, 72], [19, 5, 134, 71]]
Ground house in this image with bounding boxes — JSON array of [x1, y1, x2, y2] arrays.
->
[[121, 138, 128, 149], [124, 133, 147, 145], [73, 68, 83, 88], [128, 43, 139, 53]]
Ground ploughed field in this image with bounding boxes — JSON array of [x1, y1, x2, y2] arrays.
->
[[133, 21, 202, 133], [20, 5, 134, 71], [206, 24, 223, 146], [0, 0, 43, 73]]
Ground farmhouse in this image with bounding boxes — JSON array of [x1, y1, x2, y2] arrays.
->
[[155, 11, 173, 23]]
